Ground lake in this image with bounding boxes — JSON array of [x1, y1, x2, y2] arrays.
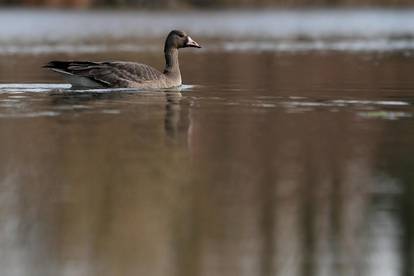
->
[[0, 9, 414, 276]]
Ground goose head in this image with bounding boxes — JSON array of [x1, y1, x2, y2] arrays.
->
[[164, 30, 201, 51]]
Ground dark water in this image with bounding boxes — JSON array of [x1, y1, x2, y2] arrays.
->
[[1, 10, 414, 276]]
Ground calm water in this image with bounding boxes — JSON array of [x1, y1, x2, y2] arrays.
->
[[1, 9, 414, 276]]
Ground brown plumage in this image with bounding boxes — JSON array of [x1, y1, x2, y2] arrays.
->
[[44, 30, 201, 89]]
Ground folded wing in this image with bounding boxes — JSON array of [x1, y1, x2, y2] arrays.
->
[[44, 61, 163, 88]]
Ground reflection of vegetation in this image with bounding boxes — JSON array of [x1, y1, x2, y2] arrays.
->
[[378, 121, 414, 276], [6, 0, 414, 8]]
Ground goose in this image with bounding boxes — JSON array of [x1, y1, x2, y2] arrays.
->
[[44, 30, 201, 89]]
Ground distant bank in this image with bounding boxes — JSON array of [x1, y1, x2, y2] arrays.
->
[[3, 0, 414, 9]]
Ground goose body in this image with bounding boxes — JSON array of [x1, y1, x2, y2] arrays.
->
[[44, 30, 201, 89]]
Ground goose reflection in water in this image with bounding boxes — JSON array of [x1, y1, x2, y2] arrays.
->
[[48, 88, 191, 146]]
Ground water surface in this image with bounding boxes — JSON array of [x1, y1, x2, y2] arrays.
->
[[0, 9, 414, 276]]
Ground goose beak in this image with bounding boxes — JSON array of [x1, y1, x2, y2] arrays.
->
[[186, 36, 201, 48]]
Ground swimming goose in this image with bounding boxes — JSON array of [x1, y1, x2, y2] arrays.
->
[[44, 30, 201, 89]]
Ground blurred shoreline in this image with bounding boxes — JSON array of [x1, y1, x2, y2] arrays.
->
[[2, 5, 414, 10], [1, 8, 414, 45], [2, 0, 414, 9]]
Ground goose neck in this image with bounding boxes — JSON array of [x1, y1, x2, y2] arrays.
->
[[164, 48, 180, 75]]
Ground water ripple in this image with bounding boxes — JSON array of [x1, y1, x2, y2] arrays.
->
[[0, 111, 60, 118]]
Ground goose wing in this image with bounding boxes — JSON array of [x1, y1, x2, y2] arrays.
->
[[44, 61, 164, 87]]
